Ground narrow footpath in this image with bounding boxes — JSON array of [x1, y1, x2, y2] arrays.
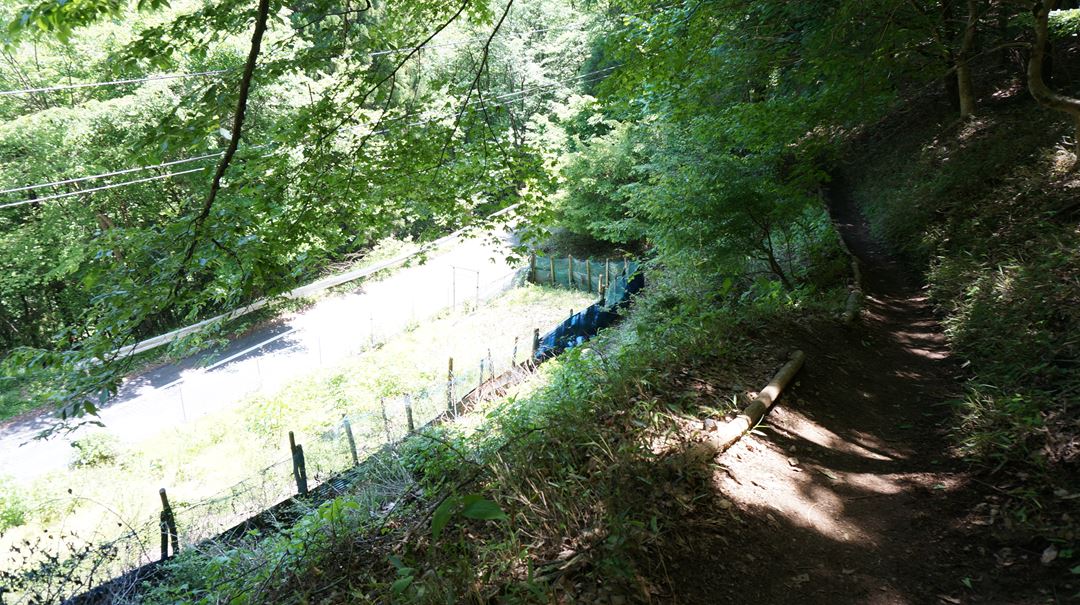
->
[[666, 193, 1065, 604]]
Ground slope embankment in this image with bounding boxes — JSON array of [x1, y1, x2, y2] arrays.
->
[[661, 187, 1069, 604]]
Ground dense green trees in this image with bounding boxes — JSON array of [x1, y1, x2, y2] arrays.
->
[[3, 0, 1079, 446], [0, 0, 596, 412]]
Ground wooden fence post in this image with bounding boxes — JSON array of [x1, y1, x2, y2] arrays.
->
[[568, 256, 574, 288], [405, 395, 415, 433], [549, 256, 556, 286], [343, 418, 359, 466], [586, 259, 592, 293], [289, 431, 308, 496], [605, 258, 611, 288], [158, 488, 179, 560], [478, 358, 485, 394], [530, 253, 537, 282], [447, 357, 455, 414], [380, 398, 391, 442]]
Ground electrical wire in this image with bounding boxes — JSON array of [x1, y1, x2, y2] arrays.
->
[[371, 66, 617, 133], [368, 22, 587, 58], [0, 67, 615, 209], [0, 167, 206, 210], [0, 152, 224, 196], [0, 65, 616, 211], [0, 70, 230, 96]]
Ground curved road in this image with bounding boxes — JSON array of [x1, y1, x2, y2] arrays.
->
[[0, 230, 520, 483]]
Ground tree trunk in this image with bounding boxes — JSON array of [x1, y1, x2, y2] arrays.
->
[[957, 62, 976, 118], [957, 0, 979, 118], [1028, 0, 1080, 155]]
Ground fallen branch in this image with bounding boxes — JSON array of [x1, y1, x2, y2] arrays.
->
[[697, 350, 806, 457]]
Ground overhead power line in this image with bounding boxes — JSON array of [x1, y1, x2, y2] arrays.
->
[[0, 70, 230, 97], [368, 23, 587, 58], [373, 65, 617, 132], [0, 66, 617, 211], [0, 167, 206, 210], [0, 152, 224, 196]]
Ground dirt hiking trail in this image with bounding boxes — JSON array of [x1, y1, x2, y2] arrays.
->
[[659, 193, 1064, 604]]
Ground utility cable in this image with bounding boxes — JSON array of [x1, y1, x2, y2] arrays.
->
[[0, 152, 223, 196], [0, 67, 616, 210], [0, 70, 230, 96], [0, 167, 206, 210]]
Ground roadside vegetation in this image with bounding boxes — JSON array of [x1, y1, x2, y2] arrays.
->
[[0, 284, 593, 597]]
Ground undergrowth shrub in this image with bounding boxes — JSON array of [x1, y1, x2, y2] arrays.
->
[[0, 475, 28, 532], [69, 432, 123, 469]]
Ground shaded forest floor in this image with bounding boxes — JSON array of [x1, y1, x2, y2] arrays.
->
[[653, 193, 1072, 604]]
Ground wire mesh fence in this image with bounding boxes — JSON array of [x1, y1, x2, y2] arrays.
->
[[0, 318, 547, 604]]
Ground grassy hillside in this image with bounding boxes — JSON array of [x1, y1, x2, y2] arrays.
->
[[845, 88, 1079, 530]]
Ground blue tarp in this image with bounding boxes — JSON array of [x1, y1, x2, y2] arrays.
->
[[534, 268, 644, 361]]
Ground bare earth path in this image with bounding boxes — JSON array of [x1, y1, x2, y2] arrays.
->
[[664, 192, 1064, 604]]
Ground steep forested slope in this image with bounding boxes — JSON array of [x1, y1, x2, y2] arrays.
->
[[3, 0, 1079, 601]]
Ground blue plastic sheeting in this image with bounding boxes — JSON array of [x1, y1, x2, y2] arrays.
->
[[534, 268, 644, 361]]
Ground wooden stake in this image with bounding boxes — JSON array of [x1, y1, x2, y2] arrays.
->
[[844, 289, 863, 324], [447, 357, 455, 414], [380, 398, 391, 442], [479, 358, 485, 393], [405, 396, 415, 433], [568, 256, 574, 288], [289, 431, 308, 495], [586, 259, 592, 293], [549, 256, 556, 286], [343, 418, 359, 466], [530, 253, 537, 282], [158, 488, 179, 560]]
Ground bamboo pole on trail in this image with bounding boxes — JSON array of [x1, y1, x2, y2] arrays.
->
[[698, 351, 806, 457]]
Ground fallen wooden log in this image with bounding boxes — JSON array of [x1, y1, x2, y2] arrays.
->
[[697, 350, 806, 457]]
